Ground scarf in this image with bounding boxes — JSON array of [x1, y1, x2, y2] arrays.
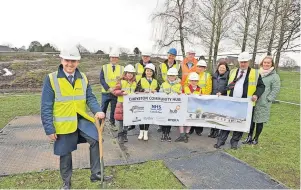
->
[[259, 67, 274, 77]]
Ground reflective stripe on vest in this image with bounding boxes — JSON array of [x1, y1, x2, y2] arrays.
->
[[227, 68, 259, 106], [102, 64, 124, 92], [140, 78, 158, 92], [117, 80, 137, 103], [161, 82, 182, 94], [135, 63, 144, 82], [51, 72, 87, 102], [49, 71, 94, 134], [184, 72, 209, 88], [159, 62, 180, 82]]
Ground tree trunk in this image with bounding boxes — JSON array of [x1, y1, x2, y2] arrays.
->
[[177, 0, 186, 58], [241, 0, 253, 52], [208, 0, 217, 72], [275, 0, 289, 70], [267, 0, 280, 55], [251, 0, 264, 67]]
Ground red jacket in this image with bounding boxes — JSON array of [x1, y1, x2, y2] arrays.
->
[[113, 75, 136, 121]]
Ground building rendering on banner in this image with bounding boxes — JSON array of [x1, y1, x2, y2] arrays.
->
[[188, 111, 245, 123]]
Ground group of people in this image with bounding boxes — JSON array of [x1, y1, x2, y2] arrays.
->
[[41, 46, 280, 189]]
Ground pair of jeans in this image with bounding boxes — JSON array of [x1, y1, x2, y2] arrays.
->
[[100, 93, 117, 124]]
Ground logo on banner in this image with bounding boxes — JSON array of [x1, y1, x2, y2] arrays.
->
[[132, 117, 141, 122], [170, 105, 181, 114], [156, 116, 165, 121], [150, 105, 162, 113], [144, 117, 154, 120], [130, 106, 144, 113], [168, 119, 179, 122]]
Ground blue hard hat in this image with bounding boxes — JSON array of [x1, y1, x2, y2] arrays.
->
[[167, 48, 177, 56]]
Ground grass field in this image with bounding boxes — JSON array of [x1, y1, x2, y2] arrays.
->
[[0, 71, 300, 188]]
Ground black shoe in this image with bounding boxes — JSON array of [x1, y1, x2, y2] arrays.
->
[[61, 182, 71, 190], [212, 130, 219, 138], [252, 138, 258, 145], [196, 131, 202, 136], [90, 173, 113, 182], [213, 144, 221, 149], [175, 136, 185, 142], [117, 133, 124, 144], [189, 128, 194, 134], [242, 135, 253, 144]]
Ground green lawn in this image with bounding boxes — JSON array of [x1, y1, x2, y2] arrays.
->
[[0, 71, 299, 188], [0, 161, 184, 189]]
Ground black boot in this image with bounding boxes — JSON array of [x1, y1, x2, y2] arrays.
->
[[213, 141, 225, 149], [189, 127, 194, 134], [123, 131, 128, 142], [242, 135, 253, 144], [161, 132, 166, 142], [117, 132, 124, 144], [166, 133, 171, 142], [212, 129, 219, 138]]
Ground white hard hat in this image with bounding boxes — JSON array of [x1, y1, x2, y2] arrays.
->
[[142, 52, 151, 57], [189, 72, 199, 80], [59, 46, 81, 60], [144, 63, 155, 71], [238, 52, 250, 62], [187, 48, 196, 54], [109, 50, 120, 58], [197, 60, 207, 67], [124, 64, 136, 72], [167, 67, 178, 75]]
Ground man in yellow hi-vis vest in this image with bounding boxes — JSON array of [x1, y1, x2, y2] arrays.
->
[[100, 50, 124, 126], [214, 52, 265, 150], [135, 52, 152, 82], [41, 47, 111, 189]]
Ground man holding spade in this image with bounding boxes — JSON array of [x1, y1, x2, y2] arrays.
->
[[41, 46, 111, 189]]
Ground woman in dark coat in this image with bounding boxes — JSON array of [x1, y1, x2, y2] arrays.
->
[[208, 60, 230, 138]]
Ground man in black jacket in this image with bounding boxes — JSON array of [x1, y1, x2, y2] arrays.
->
[[214, 52, 265, 149]]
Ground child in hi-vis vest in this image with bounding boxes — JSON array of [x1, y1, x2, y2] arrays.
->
[[136, 63, 160, 140], [113, 64, 137, 144], [175, 72, 201, 143], [159, 68, 182, 142]]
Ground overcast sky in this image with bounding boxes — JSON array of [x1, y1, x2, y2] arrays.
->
[[0, 0, 300, 65]]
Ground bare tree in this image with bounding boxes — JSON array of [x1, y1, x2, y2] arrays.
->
[[76, 44, 90, 54], [241, 0, 255, 51], [281, 56, 297, 68], [151, 0, 199, 57], [250, 0, 273, 67], [274, 0, 300, 69], [198, 0, 238, 71], [119, 47, 130, 54], [267, 0, 280, 54]]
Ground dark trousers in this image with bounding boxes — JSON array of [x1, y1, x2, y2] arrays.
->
[[139, 124, 149, 130], [217, 107, 255, 147], [60, 130, 100, 183], [100, 93, 117, 124], [249, 122, 264, 139], [162, 126, 171, 134]]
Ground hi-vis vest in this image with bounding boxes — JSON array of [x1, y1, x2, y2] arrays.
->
[[184, 72, 210, 88], [135, 63, 144, 82], [49, 72, 94, 135], [161, 82, 182, 94], [184, 86, 202, 95], [227, 68, 259, 106], [102, 64, 124, 93], [140, 78, 158, 92], [118, 80, 137, 103], [159, 62, 180, 82]]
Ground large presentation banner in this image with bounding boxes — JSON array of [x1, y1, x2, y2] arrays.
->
[[123, 94, 253, 133], [123, 93, 188, 126]]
